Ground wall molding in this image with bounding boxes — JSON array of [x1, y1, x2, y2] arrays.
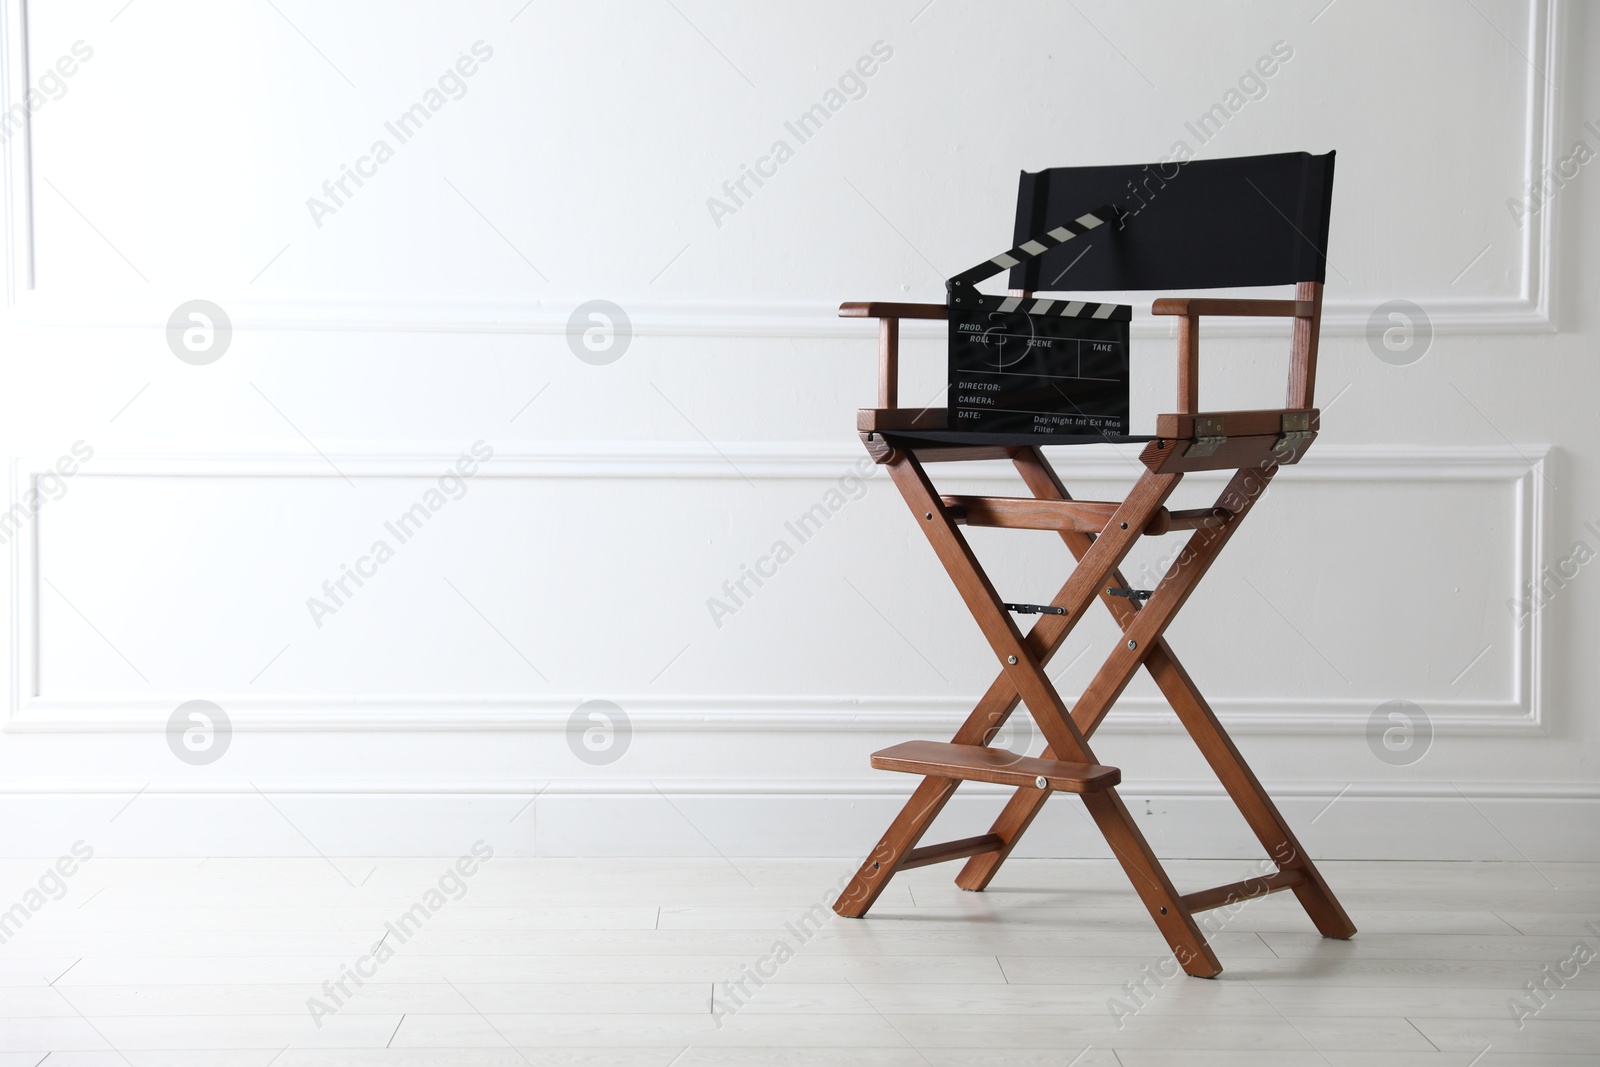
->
[[19, 440, 1555, 482], [0, 783, 1591, 860], [0, 1, 1566, 335], [0, 693, 1541, 737], [0, 0, 32, 305], [0, 778, 1591, 799], [7, 443, 1550, 737], [0, 293, 1561, 339]]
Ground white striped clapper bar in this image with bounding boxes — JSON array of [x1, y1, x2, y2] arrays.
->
[[946, 203, 1131, 322]]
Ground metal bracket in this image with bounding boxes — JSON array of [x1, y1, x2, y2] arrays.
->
[[1106, 587, 1153, 601], [1004, 602, 1067, 615]]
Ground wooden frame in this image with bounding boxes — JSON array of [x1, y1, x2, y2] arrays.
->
[[832, 284, 1354, 977]]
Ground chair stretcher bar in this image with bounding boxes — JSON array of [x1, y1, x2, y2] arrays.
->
[[941, 495, 1235, 537], [1179, 869, 1310, 913], [900, 834, 1006, 870]]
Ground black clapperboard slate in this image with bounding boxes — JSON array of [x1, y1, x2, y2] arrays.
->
[[946, 205, 1131, 436]]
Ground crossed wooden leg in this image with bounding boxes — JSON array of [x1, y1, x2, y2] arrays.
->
[[833, 444, 1354, 977]]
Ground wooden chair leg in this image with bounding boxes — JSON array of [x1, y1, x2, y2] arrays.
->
[[834, 776, 961, 918], [956, 449, 1159, 890], [837, 444, 1351, 977], [959, 452, 1353, 939], [1079, 786, 1222, 977], [1147, 649, 1357, 939], [960, 462, 1270, 883], [958, 633, 1354, 940], [833, 538, 1127, 914], [834, 455, 1167, 918], [880, 451, 1222, 976]]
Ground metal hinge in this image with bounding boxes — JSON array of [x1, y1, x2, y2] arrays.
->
[[1273, 412, 1314, 458], [1272, 430, 1313, 459], [1184, 416, 1226, 458]]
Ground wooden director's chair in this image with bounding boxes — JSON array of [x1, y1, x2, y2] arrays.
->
[[833, 151, 1355, 977]]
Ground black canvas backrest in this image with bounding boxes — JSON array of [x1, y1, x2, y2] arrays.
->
[[1010, 151, 1335, 293]]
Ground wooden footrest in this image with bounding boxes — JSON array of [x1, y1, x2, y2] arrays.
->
[[871, 740, 1120, 793]]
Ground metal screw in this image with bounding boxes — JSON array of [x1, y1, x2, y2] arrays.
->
[[1007, 655, 1017, 664], [1127, 639, 1138, 650], [872, 861, 879, 870], [1034, 775, 1048, 789], [1120, 522, 1128, 530], [1159, 906, 1167, 915], [925, 512, 932, 520]]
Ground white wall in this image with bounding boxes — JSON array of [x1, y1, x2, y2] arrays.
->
[[0, 0, 1593, 862]]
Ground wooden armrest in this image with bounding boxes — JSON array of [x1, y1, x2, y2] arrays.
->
[[845, 303, 947, 408], [1152, 297, 1313, 318], [859, 407, 947, 432], [840, 301, 948, 320]]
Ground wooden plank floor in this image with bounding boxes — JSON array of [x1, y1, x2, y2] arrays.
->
[[0, 857, 1596, 1064]]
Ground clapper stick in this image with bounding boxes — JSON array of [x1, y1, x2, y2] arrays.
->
[[946, 203, 1121, 311]]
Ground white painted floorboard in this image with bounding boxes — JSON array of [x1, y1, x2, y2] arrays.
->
[[0, 858, 1595, 1064]]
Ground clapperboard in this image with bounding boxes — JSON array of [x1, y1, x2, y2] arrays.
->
[[947, 205, 1131, 435]]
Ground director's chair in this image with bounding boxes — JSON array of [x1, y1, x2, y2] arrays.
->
[[833, 152, 1355, 977]]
